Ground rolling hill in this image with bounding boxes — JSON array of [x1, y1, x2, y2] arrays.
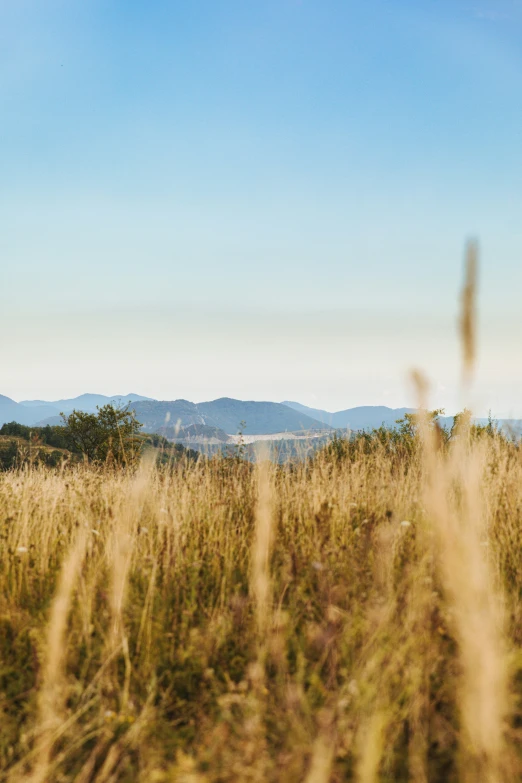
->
[[132, 398, 331, 435], [281, 402, 522, 435], [282, 401, 415, 430], [0, 395, 58, 427], [21, 393, 153, 415], [7, 393, 517, 440], [3, 394, 329, 434]]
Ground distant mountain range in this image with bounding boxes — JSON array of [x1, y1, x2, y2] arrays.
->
[[282, 402, 522, 436], [131, 398, 330, 435], [2, 393, 520, 439], [0, 395, 56, 427], [0, 393, 153, 428], [21, 393, 153, 414], [282, 401, 415, 430], [0, 394, 330, 434]]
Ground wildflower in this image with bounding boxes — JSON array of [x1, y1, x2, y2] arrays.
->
[[16, 546, 28, 554]]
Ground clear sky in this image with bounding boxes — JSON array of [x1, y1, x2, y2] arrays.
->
[[1, 0, 521, 416]]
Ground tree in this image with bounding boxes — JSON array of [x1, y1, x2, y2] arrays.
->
[[61, 403, 144, 465], [450, 408, 499, 442], [0, 439, 18, 470], [395, 409, 449, 451]]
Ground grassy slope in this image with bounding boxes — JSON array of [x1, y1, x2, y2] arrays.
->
[[0, 435, 70, 463], [0, 432, 522, 781]]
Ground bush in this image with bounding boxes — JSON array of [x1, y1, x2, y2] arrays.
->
[[61, 403, 144, 465]]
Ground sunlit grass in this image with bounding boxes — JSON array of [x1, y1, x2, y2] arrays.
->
[[1, 425, 521, 781]]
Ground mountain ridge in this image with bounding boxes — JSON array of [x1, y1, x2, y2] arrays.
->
[[0, 395, 60, 427], [0, 393, 155, 428], [131, 397, 331, 436], [282, 401, 415, 429], [4, 393, 520, 437], [20, 393, 153, 413]]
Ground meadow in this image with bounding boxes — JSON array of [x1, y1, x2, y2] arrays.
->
[[1, 413, 522, 782]]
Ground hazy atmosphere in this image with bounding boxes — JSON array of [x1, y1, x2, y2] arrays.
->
[[4, 4, 522, 782], [2, 0, 522, 415]]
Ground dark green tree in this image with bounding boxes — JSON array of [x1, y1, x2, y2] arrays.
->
[[0, 439, 19, 470], [61, 403, 144, 465]]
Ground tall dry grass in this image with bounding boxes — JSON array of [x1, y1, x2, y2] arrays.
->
[[1, 244, 521, 781], [0, 428, 521, 782]]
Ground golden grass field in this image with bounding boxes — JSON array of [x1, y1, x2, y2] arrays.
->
[[1, 419, 522, 783], [2, 245, 520, 782]]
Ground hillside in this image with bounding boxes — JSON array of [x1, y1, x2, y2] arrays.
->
[[22, 392, 153, 415], [282, 401, 416, 429], [2, 424, 520, 780], [132, 397, 331, 435], [0, 436, 67, 469], [282, 402, 522, 436], [1, 393, 155, 427], [176, 432, 334, 462], [0, 427, 72, 469], [6, 393, 521, 439], [156, 423, 232, 443], [0, 424, 200, 470], [0, 395, 58, 427]]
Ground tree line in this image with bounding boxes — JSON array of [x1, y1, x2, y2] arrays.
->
[[0, 403, 200, 470]]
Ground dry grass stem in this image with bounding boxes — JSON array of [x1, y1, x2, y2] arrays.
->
[[460, 239, 478, 386]]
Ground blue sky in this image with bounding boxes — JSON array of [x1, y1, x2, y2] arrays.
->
[[1, 0, 522, 415]]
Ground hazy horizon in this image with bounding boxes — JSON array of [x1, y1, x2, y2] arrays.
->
[[2, 1, 521, 418]]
